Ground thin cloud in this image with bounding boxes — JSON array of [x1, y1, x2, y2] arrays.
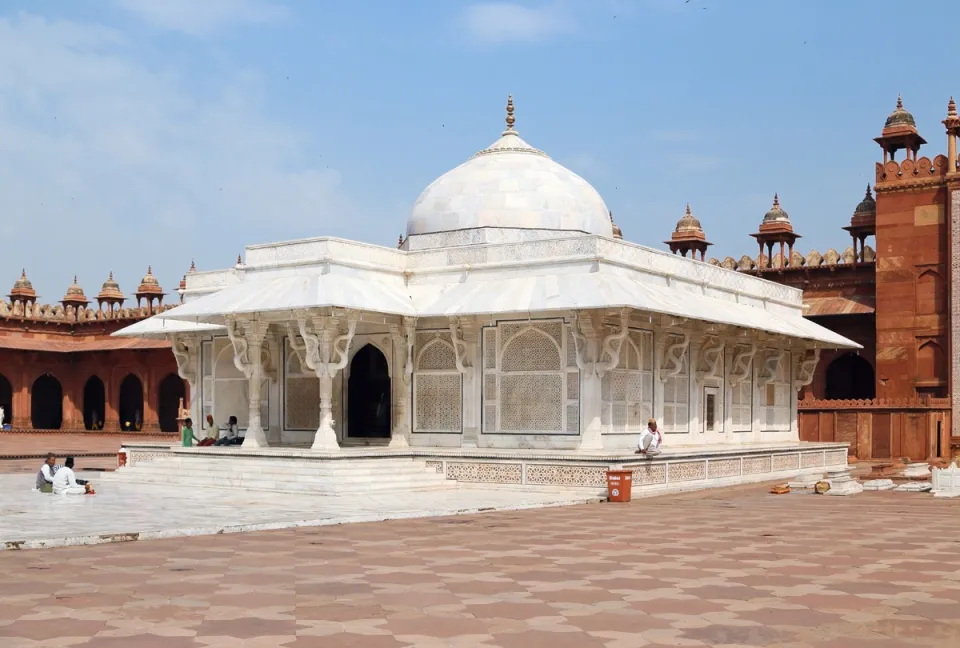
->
[[461, 2, 576, 45], [0, 12, 352, 300], [114, 0, 288, 36]]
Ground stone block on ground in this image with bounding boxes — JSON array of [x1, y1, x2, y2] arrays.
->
[[862, 479, 896, 491], [893, 482, 932, 493], [825, 468, 863, 496], [787, 472, 823, 489]]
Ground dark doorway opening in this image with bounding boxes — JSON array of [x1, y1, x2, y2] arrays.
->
[[347, 344, 391, 439], [31, 374, 63, 429], [825, 353, 875, 400], [0, 373, 12, 426], [83, 376, 105, 430], [158, 373, 186, 432], [119, 374, 144, 431]]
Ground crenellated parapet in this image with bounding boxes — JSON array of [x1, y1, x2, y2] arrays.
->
[[875, 155, 949, 189], [707, 244, 874, 273]]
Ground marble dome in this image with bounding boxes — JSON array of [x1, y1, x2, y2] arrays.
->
[[407, 97, 613, 238]]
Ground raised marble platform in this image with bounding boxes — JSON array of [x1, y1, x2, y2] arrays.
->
[[115, 441, 850, 497]]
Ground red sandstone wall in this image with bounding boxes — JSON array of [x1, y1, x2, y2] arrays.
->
[[874, 186, 949, 399], [0, 348, 183, 432]]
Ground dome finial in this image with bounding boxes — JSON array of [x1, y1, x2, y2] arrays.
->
[[504, 95, 516, 134], [865, 183, 872, 198], [772, 193, 780, 208], [189, 259, 196, 273], [896, 93, 903, 110], [949, 96, 958, 118], [685, 203, 692, 215]]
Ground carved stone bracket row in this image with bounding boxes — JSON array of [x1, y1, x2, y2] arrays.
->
[[570, 309, 629, 376]]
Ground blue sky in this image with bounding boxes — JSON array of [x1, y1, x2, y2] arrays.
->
[[0, 0, 957, 301]]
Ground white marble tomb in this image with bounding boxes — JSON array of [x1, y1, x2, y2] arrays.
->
[[116, 97, 858, 454]]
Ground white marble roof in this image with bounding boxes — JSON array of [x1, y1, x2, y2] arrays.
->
[[147, 263, 857, 348], [112, 316, 224, 339]]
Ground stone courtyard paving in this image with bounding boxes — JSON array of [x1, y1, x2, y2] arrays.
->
[[1, 484, 958, 647]]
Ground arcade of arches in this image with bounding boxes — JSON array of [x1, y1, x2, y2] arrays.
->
[[0, 348, 185, 432]]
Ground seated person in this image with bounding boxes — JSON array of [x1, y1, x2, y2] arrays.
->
[[198, 414, 218, 446], [35, 453, 61, 493], [212, 416, 241, 446], [52, 456, 94, 495], [181, 417, 200, 447], [636, 418, 663, 457]]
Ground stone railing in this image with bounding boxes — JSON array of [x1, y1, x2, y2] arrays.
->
[[799, 397, 951, 461]]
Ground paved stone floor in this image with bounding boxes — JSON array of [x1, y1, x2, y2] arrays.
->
[[1, 484, 958, 647]]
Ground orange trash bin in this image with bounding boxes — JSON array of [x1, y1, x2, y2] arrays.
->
[[606, 470, 633, 502], [117, 449, 127, 468]]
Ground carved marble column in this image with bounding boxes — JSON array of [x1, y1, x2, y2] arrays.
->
[[226, 316, 270, 448], [450, 317, 480, 448], [388, 317, 416, 448], [171, 333, 201, 429], [571, 310, 629, 451], [297, 310, 358, 451]]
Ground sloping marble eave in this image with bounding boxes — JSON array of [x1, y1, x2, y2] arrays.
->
[[111, 315, 225, 339], [410, 273, 859, 349], [156, 274, 418, 324], [152, 268, 857, 350]]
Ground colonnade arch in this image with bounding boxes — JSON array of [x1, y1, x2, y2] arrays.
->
[[119, 373, 144, 431], [83, 376, 105, 430], [158, 373, 186, 432], [31, 374, 63, 430]]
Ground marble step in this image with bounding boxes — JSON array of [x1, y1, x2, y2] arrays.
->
[[102, 472, 457, 495], [104, 467, 453, 494], [132, 458, 442, 478]]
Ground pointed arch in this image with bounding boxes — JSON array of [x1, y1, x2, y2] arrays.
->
[[118, 373, 144, 431], [31, 374, 63, 430], [83, 376, 105, 430]]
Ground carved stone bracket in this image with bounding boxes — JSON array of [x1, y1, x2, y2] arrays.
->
[[659, 332, 690, 383], [225, 316, 253, 378], [260, 336, 279, 382], [448, 317, 479, 374], [728, 343, 757, 387], [757, 348, 788, 387], [697, 335, 725, 381], [170, 333, 200, 385], [286, 322, 307, 367], [389, 317, 418, 385], [793, 348, 821, 392], [570, 309, 629, 376], [295, 309, 359, 379]]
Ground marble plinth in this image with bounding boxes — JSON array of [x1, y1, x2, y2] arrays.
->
[[862, 479, 896, 491], [825, 468, 862, 496], [894, 482, 932, 493], [932, 462, 960, 498]]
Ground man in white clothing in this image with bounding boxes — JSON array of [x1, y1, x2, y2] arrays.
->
[[636, 418, 662, 457], [52, 457, 94, 495]]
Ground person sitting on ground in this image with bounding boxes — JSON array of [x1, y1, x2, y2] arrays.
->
[[181, 417, 200, 447], [52, 456, 94, 495], [35, 453, 61, 493], [213, 415, 240, 446], [198, 414, 218, 446], [636, 418, 663, 457]]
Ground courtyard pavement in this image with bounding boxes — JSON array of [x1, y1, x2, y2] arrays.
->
[[1, 484, 958, 647]]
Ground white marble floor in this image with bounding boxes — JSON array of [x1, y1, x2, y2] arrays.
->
[[0, 472, 601, 551]]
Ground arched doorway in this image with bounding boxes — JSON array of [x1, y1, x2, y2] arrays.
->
[[347, 344, 391, 439], [83, 376, 105, 430], [825, 353, 875, 400], [119, 374, 144, 431], [0, 373, 12, 426], [31, 374, 63, 430], [158, 373, 186, 432]]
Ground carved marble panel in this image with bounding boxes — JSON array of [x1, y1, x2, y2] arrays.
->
[[667, 461, 707, 482], [743, 455, 772, 475], [801, 452, 825, 469], [708, 458, 742, 478], [772, 453, 800, 472], [446, 461, 522, 484], [525, 464, 607, 487]]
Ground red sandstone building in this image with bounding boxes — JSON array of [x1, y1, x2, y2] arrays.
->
[[663, 96, 960, 462], [0, 268, 189, 433]]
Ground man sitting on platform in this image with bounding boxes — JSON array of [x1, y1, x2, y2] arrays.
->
[[198, 414, 218, 446], [52, 457, 94, 495], [35, 453, 61, 493], [636, 418, 662, 457]]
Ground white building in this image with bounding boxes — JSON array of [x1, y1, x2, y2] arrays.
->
[[117, 97, 856, 460]]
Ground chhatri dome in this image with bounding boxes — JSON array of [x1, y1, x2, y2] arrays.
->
[[407, 96, 613, 238], [884, 94, 916, 130]]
